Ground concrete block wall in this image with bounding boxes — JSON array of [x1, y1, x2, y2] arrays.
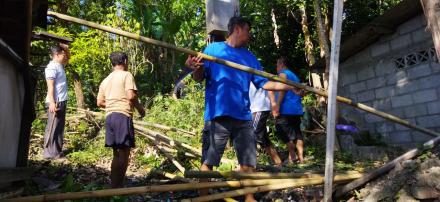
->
[[338, 14, 440, 147]]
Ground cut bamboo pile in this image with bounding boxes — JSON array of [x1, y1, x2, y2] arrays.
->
[[181, 174, 360, 202], [1, 175, 362, 202]]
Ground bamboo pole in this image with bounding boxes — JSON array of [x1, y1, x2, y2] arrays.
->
[[334, 135, 440, 198], [134, 125, 202, 157], [154, 143, 186, 173], [136, 130, 198, 159], [1, 178, 354, 202], [181, 174, 361, 202], [47, 11, 440, 138], [184, 170, 362, 179], [135, 127, 235, 165], [145, 168, 192, 183], [324, 0, 344, 201], [134, 120, 196, 136]]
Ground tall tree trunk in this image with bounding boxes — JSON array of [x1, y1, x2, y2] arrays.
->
[[299, 4, 316, 67], [271, 8, 281, 49], [71, 69, 85, 109], [421, 0, 440, 61], [313, 0, 331, 91], [298, 3, 321, 90]]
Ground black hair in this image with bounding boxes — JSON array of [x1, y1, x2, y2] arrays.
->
[[278, 57, 288, 66], [50, 45, 64, 56], [109, 51, 128, 66], [227, 16, 251, 36]]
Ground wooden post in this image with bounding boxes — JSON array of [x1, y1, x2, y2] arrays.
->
[[48, 11, 440, 138], [324, 0, 344, 201]]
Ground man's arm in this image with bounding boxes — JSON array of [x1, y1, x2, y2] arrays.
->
[[97, 99, 106, 108], [268, 90, 279, 118], [46, 79, 57, 113], [185, 55, 204, 82], [97, 83, 106, 108], [127, 90, 145, 118]]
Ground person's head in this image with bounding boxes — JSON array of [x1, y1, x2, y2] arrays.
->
[[276, 57, 287, 72], [227, 16, 251, 46], [109, 51, 128, 70], [51, 45, 69, 65]]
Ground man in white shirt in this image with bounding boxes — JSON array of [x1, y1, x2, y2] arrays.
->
[[249, 83, 282, 167], [43, 44, 70, 159]]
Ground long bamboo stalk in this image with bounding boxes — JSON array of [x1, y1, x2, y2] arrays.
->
[[47, 11, 440, 138], [181, 174, 361, 202], [134, 125, 201, 157], [135, 126, 235, 165], [145, 168, 192, 183], [184, 170, 362, 179], [155, 143, 186, 173], [134, 120, 196, 136], [1, 178, 352, 202]]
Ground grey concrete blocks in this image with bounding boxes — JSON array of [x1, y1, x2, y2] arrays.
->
[[391, 94, 413, 107], [391, 34, 412, 51], [412, 89, 437, 104]]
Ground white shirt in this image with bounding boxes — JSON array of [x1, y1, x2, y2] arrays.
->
[[45, 61, 68, 103], [249, 83, 271, 113]]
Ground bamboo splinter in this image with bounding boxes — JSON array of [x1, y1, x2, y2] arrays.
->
[[47, 11, 440, 138]]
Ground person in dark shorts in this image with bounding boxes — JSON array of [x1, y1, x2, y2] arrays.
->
[[249, 83, 282, 167], [97, 52, 145, 188], [272, 57, 305, 163], [186, 16, 295, 201]]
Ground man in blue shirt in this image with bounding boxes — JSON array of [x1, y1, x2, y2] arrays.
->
[[272, 57, 305, 164], [186, 16, 295, 201]]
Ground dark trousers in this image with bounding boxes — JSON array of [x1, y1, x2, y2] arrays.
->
[[43, 101, 66, 158]]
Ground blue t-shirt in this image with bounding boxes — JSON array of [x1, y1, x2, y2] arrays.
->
[[277, 69, 303, 115], [203, 42, 268, 121]]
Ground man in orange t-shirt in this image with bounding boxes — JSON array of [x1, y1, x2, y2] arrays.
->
[[97, 51, 145, 188]]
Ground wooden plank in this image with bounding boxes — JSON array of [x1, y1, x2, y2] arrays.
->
[[0, 167, 33, 183], [324, 0, 344, 201]]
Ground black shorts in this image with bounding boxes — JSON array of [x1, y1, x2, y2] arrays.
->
[[105, 112, 135, 148], [201, 116, 257, 167], [275, 115, 303, 143], [252, 111, 272, 148]]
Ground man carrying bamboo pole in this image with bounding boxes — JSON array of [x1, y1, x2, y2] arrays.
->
[[43, 44, 70, 159], [186, 16, 296, 202], [272, 57, 305, 164], [97, 52, 145, 188]]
